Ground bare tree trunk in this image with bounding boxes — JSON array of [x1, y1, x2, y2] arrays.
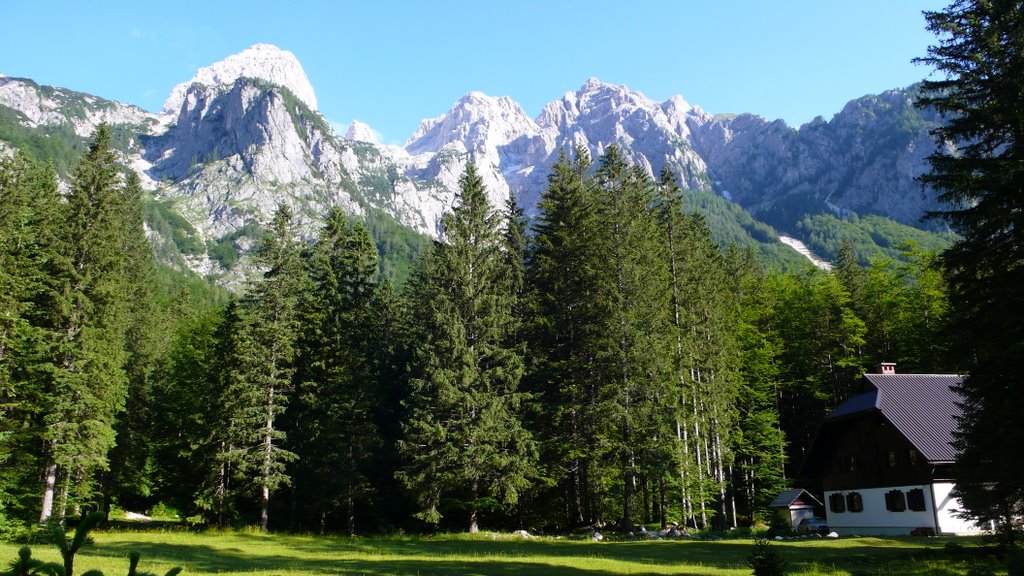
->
[[260, 484, 270, 532], [260, 382, 276, 532], [58, 470, 71, 522], [469, 479, 480, 533], [40, 460, 57, 524]]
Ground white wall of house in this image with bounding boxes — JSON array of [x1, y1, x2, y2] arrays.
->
[[825, 484, 988, 535], [931, 482, 987, 535], [825, 485, 935, 536]]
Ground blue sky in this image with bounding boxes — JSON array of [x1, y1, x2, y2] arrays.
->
[[2, 1, 947, 145]]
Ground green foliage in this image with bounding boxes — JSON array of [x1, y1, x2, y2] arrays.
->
[[399, 163, 536, 532], [361, 208, 430, 286], [794, 213, 953, 264], [206, 222, 263, 271], [218, 205, 306, 531], [678, 189, 807, 271], [142, 199, 204, 258], [748, 538, 786, 576], [917, 0, 1024, 540], [0, 107, 86, 177], [288, 208, 384, 535]]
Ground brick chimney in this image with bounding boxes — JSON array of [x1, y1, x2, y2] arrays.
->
[[878, 362, 896, 375]]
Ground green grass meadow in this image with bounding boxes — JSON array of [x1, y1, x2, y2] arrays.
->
[[0, 530, 1005, 576]]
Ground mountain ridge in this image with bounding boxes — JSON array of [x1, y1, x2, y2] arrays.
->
[[0, 44, 951, 282]]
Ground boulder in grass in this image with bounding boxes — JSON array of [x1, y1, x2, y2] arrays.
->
[[513, 529, 532, 539], [826, 531, 840, 539]]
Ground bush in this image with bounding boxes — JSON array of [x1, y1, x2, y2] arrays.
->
[[1008, 545, 1024, 576], [766, 513, 793, 538], [748, 538, 786, 576]]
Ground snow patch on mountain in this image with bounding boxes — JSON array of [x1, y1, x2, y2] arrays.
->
[[779, 235, 833, 270], [162, 44, 317, 115]]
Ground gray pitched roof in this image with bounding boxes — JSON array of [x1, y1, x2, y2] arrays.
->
[[768, 488, 822, 509], [826, 374, 963, 463]]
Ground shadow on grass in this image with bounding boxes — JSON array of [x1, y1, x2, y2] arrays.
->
[[83, 534, 991, 576], [89, 538, 751, 575]]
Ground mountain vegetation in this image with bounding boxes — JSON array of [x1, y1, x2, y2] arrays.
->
[[0, 128, 960, 535]]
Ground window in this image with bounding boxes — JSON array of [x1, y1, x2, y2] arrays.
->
[[907, 488, 926, 511], [908, 448, 919, 465], [846, 491, 863, 512], [885, 489, 906, 512], [888, 450, 897, 467], [829, 492, 846, 513]]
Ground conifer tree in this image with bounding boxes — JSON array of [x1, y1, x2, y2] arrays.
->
[[37, 124, 139, 523], [525, 149, 611, 526], [590, 147, 673, 530], [290, 208, 381, 534], [221, 205, 305, 531], [0, 152, 61, 523], [399, 163, 536, 532], [101, 170, 163, 515], [917, 0, 1024, 538]]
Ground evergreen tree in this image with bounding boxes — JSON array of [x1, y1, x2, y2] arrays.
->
[[524, 149, 611, 527], [37, 124, 140, 522], [221, 205, 305, 531], [0, 152, 61, 523], [399, 163, 536, 532], [290, 208, 381, 535], [591, 148, 673, 530], [917, 0, 1024, 539], [100, 171, 163, 516]]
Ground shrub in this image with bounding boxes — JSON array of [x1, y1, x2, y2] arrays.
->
[[748, 538, 786, 576]]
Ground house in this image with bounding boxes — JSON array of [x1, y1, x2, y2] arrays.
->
[[768, 488, 823, 530], [800, 363, 984, 536]]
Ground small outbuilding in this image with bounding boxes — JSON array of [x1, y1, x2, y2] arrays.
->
[[768, 488, 823, 529]]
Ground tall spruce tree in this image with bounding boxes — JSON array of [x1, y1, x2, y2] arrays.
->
[[100, 170, 162, 515], [221, 205, 305, 531], [591, 147, 673, 531], [399, 163, 535, 533], [0, 152, 61, 523], [524, 149, 611, 527], [37, 125, 140, 523], [917, 0, 1024, 538], [290, 208, 381, 535]]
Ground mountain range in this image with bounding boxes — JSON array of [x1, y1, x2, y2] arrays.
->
[[0, 44, 953, 283]]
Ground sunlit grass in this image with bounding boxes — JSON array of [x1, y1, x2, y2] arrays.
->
[[0, 529, 1005, 576]]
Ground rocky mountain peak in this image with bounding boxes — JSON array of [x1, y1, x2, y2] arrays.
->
[[345, 120, 379, 144], [404, 90, 539, 155], [162, 43, 317, 115]]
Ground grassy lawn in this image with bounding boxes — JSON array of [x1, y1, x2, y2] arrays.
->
[[0, 530, 1005, 576]]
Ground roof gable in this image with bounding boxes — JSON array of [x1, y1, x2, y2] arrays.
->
[[768, 488, 822, 509]]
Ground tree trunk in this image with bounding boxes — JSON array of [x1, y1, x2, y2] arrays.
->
[[260, 484, 270, 532], [469, 480, 480, 533], [571, 456, 584, 525], [39, 461, 57, 524]]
